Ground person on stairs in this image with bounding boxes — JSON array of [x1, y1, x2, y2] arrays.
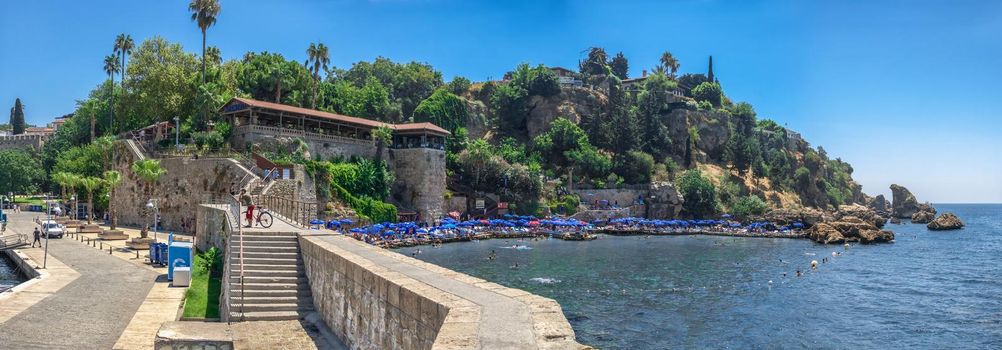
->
[[241, 189, 255, 228]]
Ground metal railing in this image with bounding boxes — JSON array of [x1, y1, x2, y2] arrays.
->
[[0, 233, 29, 251], [236, 124, 375, 147], [259, 195, 317, 228]]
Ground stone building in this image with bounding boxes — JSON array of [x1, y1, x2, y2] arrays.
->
[[219, 97, 449, 222]]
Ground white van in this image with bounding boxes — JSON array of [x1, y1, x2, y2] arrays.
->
[[40, 220, 64, 238]]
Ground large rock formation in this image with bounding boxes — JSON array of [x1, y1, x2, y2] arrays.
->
[[867, 194, 890, 213], [646, 181, 684, 219], [763, 207, 827, 226], [927, 212, 965, 230], [835, 203, 886, 228], [890, 184, 931, 218], [910, 203, 937, 223], [808, 216, 894, 244]]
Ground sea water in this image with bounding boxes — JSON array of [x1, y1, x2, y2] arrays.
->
[[410, 204, 1002, 349], [0, 252, 27, 292]]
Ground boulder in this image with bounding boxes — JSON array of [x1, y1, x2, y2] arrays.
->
[[890, 217, 902, 224], [927, 212, 965, 231], [858, 229, 895, 244], [647, 181, 684, 219], [764, 207, 827, 226], [910, 210, 935, 224], [890, 184, 935, 218], [807, 223, 845, 244], [822, 215, 895, 244], [836, 203, 886, 228]]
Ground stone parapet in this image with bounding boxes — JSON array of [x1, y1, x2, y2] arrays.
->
[[299, 234, 587, 350]]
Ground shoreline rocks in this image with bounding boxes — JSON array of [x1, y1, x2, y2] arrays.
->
[[890, 184, 921, 218], [807, 215, 894, 244], [928, 212, 965, 230]]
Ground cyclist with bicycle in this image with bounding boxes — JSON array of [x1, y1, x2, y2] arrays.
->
[[240, 189, 254, 228]]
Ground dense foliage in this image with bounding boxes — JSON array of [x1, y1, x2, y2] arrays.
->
[[0, 149, 46, 195], [677, 169, 718, 218]]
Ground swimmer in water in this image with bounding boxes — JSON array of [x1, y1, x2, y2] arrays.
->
[[796, 270, 802, 277]]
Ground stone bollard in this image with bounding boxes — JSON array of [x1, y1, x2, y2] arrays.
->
[[109, 246, 113, 255], [100, 241, 103, 250]]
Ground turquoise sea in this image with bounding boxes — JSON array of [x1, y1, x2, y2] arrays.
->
[[411, 204, 1002, 349], [0, 252, 27, 291]]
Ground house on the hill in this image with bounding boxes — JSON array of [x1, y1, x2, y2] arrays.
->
[[549, 66, 583, 87]]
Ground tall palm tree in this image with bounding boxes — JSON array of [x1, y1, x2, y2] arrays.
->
[[51, 172, 72, 203], [131, 159, 166, 238], [189, 0, 221, 85], [114, 34, 134, 81], [659, 51, 680, 79], [305, 42, 330, 109], [103, 171, 122, 230], [78, 177, 103, 224], [102, 55, 120, 140]]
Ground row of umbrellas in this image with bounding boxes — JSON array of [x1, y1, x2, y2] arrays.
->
[[606, 217, 804, 230]]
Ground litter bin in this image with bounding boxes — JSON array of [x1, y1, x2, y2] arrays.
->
[[168, 240, 193, 281], [172, 266, 191, 287]]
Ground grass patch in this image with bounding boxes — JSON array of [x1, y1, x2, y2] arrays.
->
[[182, 248, 222, 319], [13, 197, 44, 205]]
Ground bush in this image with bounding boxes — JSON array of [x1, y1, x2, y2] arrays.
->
[[446, 77, 472, 95], [614, 151, 655, 184], [692, 82, 723, 107], [678, 169, 718, 218], [413, 89, 469, 132], [730, 195, 769, 218], [548, 194, 580, 215]]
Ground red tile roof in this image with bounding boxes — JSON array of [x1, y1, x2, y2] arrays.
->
[[223, 97, 450, 135]]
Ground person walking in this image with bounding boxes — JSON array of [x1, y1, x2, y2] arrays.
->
[[32, 227, 42, 248], [241, 189, 254, 228]]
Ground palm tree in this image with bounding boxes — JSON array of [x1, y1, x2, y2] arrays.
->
[[51, 172, 73, 203], [114, 34, 134, 81], [131, 159, 166, 238], [102, 55, 120, 140], [189, 0, 221, 84], [104, 171, 122, 230], [54, 173, 82, 219], [78, 177, 103, 224], [372, 125, 393, 164], [305, 42, 330, 109], [659, 51, 680, 79]]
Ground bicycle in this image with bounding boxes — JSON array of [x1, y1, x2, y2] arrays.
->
[[244, 207, 274, 228]]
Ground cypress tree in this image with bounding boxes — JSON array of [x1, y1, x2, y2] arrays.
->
[[707, 56, 715, 84], [9, 98, 26, 135]]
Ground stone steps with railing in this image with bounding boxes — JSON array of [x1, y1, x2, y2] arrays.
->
[[226, 230, 314, 322]]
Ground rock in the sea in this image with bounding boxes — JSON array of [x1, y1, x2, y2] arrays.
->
[[811, 215, 895, 244], [836, 203, 887, 228], [867, 194, 889, 212], [890, 217, 902, 224], [890, 184, 921, 218], [910, 210, 935, 224], [927, 212, 965, 231], [807, 223, 845, 244]]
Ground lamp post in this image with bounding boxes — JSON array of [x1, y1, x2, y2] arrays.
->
[[174, 116, 180, 152], [70, 195, 76, 220], [147, 199, 159, 242], [43, 194, 50, 269]]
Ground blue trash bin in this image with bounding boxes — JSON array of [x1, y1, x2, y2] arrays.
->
[[167, 241, 193, 281]]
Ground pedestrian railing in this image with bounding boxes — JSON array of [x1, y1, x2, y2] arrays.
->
[[259, 195, 317, 228], [0, 233, 29, 251]]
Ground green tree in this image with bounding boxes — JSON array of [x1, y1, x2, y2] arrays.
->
[[677, 169, 718, 217], [446, 76, 471, 95], [101, 54, 120, 140], [413, 89, 468, 132], [237, 52, 311, 105], [658, 51, 680, 78], [371, 125, 393, 164], [533, 117, 610, 189], [131, 159, 166, 238], [340, 57, 443, 120], [0, 150, 45, 196], [305, 42, 331, 109], [119, 37, 200, 131], [9, 98, 25, 135], [692, 82, 723, 108], [189, 0, 221, 85], [114, 33, 135, 81], [104, 170, 122, 230], [636, 74, 678, 160], [579, 47, 608, 76], [731, 195, 769, 218], [319, 78, 392, 120], [614, 151, 655, 184], [78, 177, 103, 224], [610, 52, 629, 79]]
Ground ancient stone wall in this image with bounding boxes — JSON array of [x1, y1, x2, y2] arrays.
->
[[389, 148, 446, 223], [112, 142, 254, 234], [195, 204, 235, 251], [0, 134, 46, 152], [573, 188, 647, 214]]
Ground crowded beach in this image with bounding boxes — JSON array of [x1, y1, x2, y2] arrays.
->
[[317, 213, 809, 249]]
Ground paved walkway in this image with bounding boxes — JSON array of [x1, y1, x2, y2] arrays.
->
[[314, 235, 539, 349], [0, 212, 158, 349]]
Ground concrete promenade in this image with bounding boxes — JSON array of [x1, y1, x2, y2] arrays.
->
[[0, 212, 158, 349]]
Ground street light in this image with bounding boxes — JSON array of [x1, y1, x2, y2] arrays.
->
[[70, 195, 76, 220], [174, 116, 181, 152], [146, 199, 159, 242]]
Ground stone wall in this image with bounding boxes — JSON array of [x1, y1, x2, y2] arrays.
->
[[0, 134, 46, 152], [299, 235, 586, 350], [573, 188, 647, 216], [234, 128, 378, 161], [195, 204, 235, 252], [389, 148, 446, 224], [112, 142, 254, 234]]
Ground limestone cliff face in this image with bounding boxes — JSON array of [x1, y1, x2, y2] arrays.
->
[[666, 109, 731, 163], [890, 184, 928, 218], [525, 87, 608, 140]]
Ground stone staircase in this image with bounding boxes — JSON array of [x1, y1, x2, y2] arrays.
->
[[227, 231, 314, 321]]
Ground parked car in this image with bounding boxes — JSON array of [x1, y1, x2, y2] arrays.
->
[[40, 220, 64, 238]]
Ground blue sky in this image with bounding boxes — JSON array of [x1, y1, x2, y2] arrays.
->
[[2, 0, 1000, 203]]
